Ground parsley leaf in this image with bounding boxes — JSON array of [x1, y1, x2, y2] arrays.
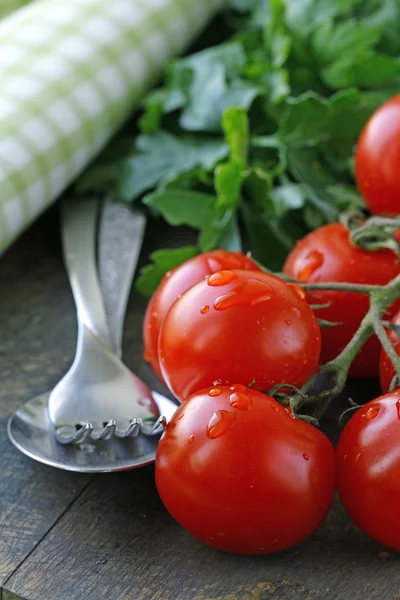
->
[[118, 132, 228, 201], [74, 0, 400, 295]]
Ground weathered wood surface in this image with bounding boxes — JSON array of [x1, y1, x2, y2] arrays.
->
[[0, 209, 92, 590], [1, 209, 400, 600]]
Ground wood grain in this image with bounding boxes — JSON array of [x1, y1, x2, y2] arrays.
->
[[4, 467, 400, 600], [2, 210, 400, 600], [0, 209, 92, 587]]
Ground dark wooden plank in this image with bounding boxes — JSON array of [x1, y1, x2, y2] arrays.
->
[[3, 463, 400, 600], [0, 210, 92, 587], [0, 210, 195, 594], [3, 218, 400, 600], [3, 213, 400, 600]]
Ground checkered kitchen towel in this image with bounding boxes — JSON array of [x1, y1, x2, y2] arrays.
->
[[0, 0, 224, 255], [0, 0, 33, 20]]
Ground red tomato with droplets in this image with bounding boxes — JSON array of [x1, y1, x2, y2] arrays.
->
[[158, 269, 321, 401], [337, 390, 400, 551], [143, 250, 260, 381], [380, 309, 400, 393], [283, 223, 400, 378], [155, 386, 335, 555], [355, 95, 400, 215]]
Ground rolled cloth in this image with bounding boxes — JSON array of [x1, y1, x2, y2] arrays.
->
[[0, 0, 224, 254]]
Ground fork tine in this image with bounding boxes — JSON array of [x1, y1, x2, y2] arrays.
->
[[55, 422, 93, 445], [98, 420, 117, 440], [151, 416, 168, 435], [140, 416, 167, 437], [122, 419, 141, 438], [56, 414, 168, 444], [73, 423, 94, 444]]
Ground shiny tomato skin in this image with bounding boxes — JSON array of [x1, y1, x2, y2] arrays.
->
[[283, 223, 400, 378], [158, 269, 321, 401], [379, 309, 400, 393], [337, 390, 400, 551], [156, 386, 335, 554], [143, 251, 260, 381], [355, 95, 400, 215]]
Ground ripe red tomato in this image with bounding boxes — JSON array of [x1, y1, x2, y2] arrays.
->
[[158, 269, 321, 401], [336, 390, 400, 551], [143, 250, 260, 381], [283, 223, 400, 378], [155, 385, 335, 554], [355, 94, 400, 215], [379, 309, 400, 393]]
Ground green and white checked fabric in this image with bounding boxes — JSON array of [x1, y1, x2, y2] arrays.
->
[[0, 0, 34, 20], [0, 0, 224, 255]]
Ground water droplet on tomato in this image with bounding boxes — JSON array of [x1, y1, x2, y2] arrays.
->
[[288, 283, 306, 300], [213, 279, 274, 311], [213, 379, 222, 386], [365, 406, 379, 420], [165, 271, 172, 279], [343, 454, 348, 461], [303, 453, 309, 461], [230, 384, 247, 392], [178, 413, 184, 420], [208, 270, 237, 286], [284, 319, 291, 326], [272, 404, 280, 413], [355, 453, 361, 461], [166, 421, 176, 430], [213, 291, 237, 311], [396, 400, 400, 420], [207, 410, 237, 439], [297, 250, 324, 282], [284, 406, 295, 419], [209, 388, 222, 397], [229, 391, 252, 410], [200, 305, 210, 314], [206, 257, 225, 272], [188, 435, 194, 444], [251, 294, 274, 306], [218, 532, 226, 537], [143, 350, 150, 361]]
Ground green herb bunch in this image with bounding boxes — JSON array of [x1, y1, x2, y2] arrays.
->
[[76, 0, 400, 294]]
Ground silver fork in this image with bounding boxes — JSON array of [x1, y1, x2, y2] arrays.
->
[[48, 197, 165, 444]]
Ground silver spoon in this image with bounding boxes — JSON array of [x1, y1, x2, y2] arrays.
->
[[7, 196, 178, 472]]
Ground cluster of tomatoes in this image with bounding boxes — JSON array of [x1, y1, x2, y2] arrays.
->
[[142, 95, 400, 554]]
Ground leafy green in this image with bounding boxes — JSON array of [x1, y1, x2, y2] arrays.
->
[[118, 132, 228, 201], [222, 107, 249, 167], [136, 247, 199, 295], [75, 0, 400, 293], [143, 189, 216, 228], [215, 162, 243, 209]]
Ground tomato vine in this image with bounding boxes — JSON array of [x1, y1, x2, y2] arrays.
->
[[272, 213, 400, 418]]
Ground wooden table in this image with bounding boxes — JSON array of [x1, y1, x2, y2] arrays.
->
[[1, 208, 399, 600]]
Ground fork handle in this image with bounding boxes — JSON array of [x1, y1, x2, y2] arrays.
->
[[98, 200, 146, 357], [61, 197, 113, 348]]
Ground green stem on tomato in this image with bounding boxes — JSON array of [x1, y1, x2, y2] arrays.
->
[[301, 281, 382, 294], [349, 215, 400, 255], [373, 317, 400, 390], [291, 273, 400, 417], [260, 262, 387, 294]]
